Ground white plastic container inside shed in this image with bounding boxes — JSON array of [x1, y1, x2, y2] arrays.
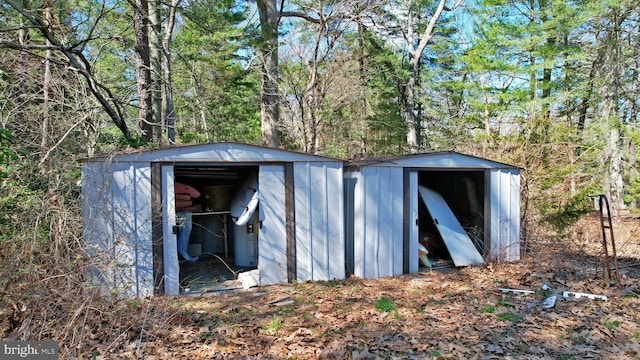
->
[[82, 142, 345, 297], [343, 151, 520, 279]]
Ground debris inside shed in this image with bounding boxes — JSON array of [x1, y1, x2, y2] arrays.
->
[[174, 166, 260, 294], [418, 186, 484, 267]]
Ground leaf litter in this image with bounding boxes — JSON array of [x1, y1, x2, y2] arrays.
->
[[79, 216, 640, 358]]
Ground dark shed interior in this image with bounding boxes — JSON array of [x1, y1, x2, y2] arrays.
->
[[173, 165, 259, 293], [417, 170, 486, 264]]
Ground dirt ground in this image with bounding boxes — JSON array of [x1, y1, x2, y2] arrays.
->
[[86, 215, 640, 359]]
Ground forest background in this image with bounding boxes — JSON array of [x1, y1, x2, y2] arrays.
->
[[0, 0, 639, 356]]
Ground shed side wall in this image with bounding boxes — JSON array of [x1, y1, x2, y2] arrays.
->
[[83, 160, 154, 298], [294, 162, 345, 282], [161, 166, 179, 296], [258, 165, 288, 285], [82, 161, 114, 293], [110, 163, 153, 297], [353, 166, 404, 279], [489, 169, 521, 261]]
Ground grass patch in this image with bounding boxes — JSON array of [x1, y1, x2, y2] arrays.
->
[[374, 297, 396, 313], [603, 318, 619, 331], [278, 306, 294, 315], [496, 312, 523, 323], [535, 289, 550, 298], [316, 280, 338, 288], [260, 314, 282, 335], [480, 305, 496, 313], [497, 297, 511, 307], [570, 336, 586, 345], [558, 355, 576, 360]]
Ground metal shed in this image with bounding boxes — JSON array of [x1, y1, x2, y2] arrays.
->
[[343, 151, 520, 279], [82, 142, 345, 297]]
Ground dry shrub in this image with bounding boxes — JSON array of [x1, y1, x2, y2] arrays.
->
[[0, 165, 177, 358]]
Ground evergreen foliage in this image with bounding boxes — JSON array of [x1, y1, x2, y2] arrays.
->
[[1, 1, 640, 353]]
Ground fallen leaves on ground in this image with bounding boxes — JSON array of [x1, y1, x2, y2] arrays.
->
[[82, 216, 640, 359]]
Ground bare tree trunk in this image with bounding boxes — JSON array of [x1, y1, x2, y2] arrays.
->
[[604, 9, 625, 213], [628, 40, 639, 208], [163, 0, 180, 144], [403, 0, 448, 150], [40, 4, 53, 171], [405, 61, 418, 149], [149, 0, 163, 143], [357, 19, 367, 157], [131, 0, 154, 142], [257, 0, 280, 148]]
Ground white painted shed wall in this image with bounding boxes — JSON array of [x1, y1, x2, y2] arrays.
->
[[82, 160, 154, 297], [294, 162, 345, 282], [161, 166, 179, 296], [345, 152, 521, 280], [345, 166, 404, 279], [489, 169, 520, 261], [82, 143, 345, 297], [257, 165, 288, 286]]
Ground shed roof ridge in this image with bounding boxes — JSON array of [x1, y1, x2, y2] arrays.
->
[[80, 141, 343, 162]]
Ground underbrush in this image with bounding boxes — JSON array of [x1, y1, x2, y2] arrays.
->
[[0, 166, 177, 358]]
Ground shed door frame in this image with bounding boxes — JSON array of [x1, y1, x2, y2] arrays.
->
[[403, 167, 490, 273], [151, 161, 296, 295]]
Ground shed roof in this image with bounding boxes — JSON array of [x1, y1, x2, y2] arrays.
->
[[82, 142, 342, 164], [345, 151, 519, 170]]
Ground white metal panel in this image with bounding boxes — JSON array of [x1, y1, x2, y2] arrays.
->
[[352, 167, 405, 279], [363, 167, 379, 278], [88, 142, 340, 164], [378, 167, 404, 276], [489, 169, 520, 261], [360, 152, 518, 169], [418, 186, 484, 266], [82, 161, 114, 293], [509, 171, 521, 261], [294, 163, 312, 281], [110, 163, 138, 297], [258, 165, 288, 285], [352, 170, 366, 278], [409, 171, 419, 273], [295, 162, 345, 282], [378, 168, 393, 277], [133, 165, 153, 297], [162, 166, 179, 296], [310, 164, 327, 280], [326, 163, 345, 280]]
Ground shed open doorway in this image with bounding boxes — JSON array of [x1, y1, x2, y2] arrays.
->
[[417, 170, 486, 267], [173, 165, 260, 294]]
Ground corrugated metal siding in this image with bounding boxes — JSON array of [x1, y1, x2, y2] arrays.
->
[[88, 142, 340, 163], [352, 166, 404, 279], [83, 143, 349, 297], [132, 165, 153, 297], [294, 162, 345, 282], [111, 163, 153, 297], [82, 161, 114, 292], [82, 160, 154, 297], [258, 165, 288, 285], [361, 152, 516, 169], [161, 165, 179, 296], [489, 169, 520, 261]]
